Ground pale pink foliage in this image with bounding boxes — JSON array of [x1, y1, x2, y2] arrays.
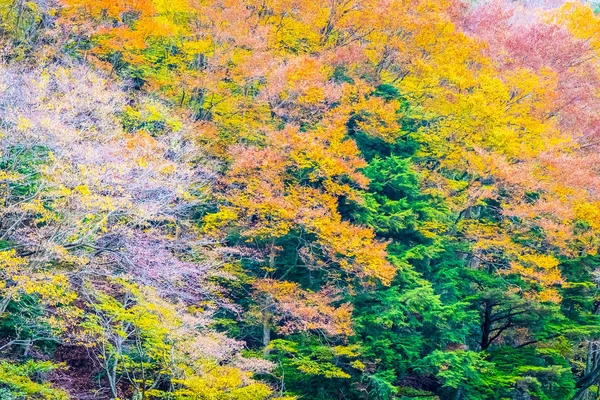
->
[[460, 0, 600, 145], [0, 62, 266, 378], [0, 63, 233, 307]]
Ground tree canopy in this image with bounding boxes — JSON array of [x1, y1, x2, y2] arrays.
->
[[1, 0, 600, 399]]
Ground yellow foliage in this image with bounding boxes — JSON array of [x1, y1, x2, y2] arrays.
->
[[0, 250, 26, 269]]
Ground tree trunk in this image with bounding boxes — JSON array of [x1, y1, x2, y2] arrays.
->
[[262, 243, 276, 353], [262, 311, 271, 348], [572, 387, 590, 400], [481, 300, 491, 350], [573, 361, 600, 400], [453, 386, 463, 400]]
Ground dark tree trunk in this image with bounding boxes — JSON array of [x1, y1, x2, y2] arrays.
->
[[481, 300, 492, 350]]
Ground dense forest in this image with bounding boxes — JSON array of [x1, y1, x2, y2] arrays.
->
[[3, 0, 600, 399]]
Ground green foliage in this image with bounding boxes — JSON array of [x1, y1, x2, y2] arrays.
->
[[120, 102, 182, 135], [3, 1, 600, 400], [0, 360, 67, 400], [0, 0, 48, 59], [0, 145, 51, 198]]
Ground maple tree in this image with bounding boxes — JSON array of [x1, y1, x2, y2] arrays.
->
[[2, 0, 600, 399]]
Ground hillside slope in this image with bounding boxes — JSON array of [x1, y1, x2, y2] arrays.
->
[[2, 1, 600, 399]]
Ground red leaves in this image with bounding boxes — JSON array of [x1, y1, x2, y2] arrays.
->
[[253, 279, 353, 337]]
